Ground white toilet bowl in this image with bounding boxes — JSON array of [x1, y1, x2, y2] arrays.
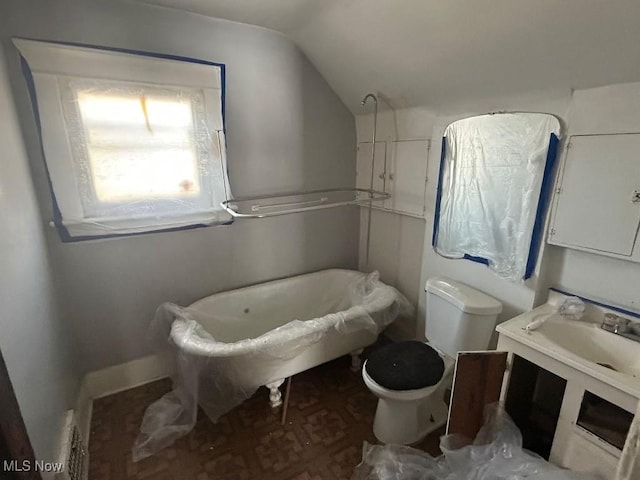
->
[[362, 277, 502, 445], [362, 352, 455, 445]]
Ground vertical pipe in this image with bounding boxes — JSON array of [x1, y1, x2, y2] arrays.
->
[[361, 93, 378, 272], [280, 377, 292, 426]]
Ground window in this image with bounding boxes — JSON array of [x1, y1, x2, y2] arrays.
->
[[432, 113, 561, 281], [15, 39, 230, 240]]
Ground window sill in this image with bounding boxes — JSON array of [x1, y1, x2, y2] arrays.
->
[[54, 208, 233, 241]]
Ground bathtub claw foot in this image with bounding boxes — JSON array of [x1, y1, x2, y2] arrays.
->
[[266, 379, 285, 408], [350, 349, 364, 372]]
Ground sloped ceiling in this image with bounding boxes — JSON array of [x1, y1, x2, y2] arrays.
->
[[138, 0, 640, 112]]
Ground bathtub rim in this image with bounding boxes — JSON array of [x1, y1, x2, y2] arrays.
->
[[188, 268, 366, 310], [169, 268, 404, 358]]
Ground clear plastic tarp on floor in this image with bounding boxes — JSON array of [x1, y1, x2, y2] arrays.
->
[[352, 404, 602, 480]]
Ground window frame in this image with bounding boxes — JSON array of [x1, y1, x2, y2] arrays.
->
[[15, 38, 231, 241]]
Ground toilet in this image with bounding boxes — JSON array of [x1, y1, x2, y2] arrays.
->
[[362, 277, 502, 445]]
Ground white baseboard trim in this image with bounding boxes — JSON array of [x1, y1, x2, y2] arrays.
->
[[75, 379, 93, 449], [68, 352, 173, 459], [85, 351, 174, 400]]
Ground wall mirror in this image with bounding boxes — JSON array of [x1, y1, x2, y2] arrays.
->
[[432, 113, 561, 281]]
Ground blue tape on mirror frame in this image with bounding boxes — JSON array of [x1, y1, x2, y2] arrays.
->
[[18, 38, 232, 242], [432, 133, 560, 279], [524, 133, 560, 279], [432, 137, 490, 266], [431, 139, 446, 248], [463, 254, 489, 266]]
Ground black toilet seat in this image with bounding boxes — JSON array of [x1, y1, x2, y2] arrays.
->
[[364, 341, 445, 391]]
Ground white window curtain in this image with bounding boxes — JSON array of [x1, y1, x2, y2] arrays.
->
[[15, 39, 232, 239], [434, 113, 561, 280]]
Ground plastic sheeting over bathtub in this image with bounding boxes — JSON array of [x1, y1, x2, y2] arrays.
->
[[132, 271, 412, 461]]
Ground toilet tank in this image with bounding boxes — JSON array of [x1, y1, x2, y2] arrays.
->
[[425, 277, 502, 358]]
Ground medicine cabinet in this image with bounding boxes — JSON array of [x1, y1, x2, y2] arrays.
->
[[356, 139, 429, 218], [548, 133, 640, 262]]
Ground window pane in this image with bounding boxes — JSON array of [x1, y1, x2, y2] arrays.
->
[[77, 92, 193, 128], [69, 84, 207, 206], [83, 125, 192, 147], [75, 90, 200, 203], [88, 147, 200, 202]]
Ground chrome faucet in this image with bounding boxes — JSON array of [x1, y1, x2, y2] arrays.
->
[[601, 313, 640, 342]]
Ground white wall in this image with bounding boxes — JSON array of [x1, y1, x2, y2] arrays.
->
[[359, 208, 426, 338], [553, 249, 640, 310], [1, 0, 358, 372], [355, 106, 435, 338], [0, 48, 80, 464]]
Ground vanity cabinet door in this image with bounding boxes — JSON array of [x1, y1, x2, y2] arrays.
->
[[447, 351, 508, 439], [549, 134, 640, 257]]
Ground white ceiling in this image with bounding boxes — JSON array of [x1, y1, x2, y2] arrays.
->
[[139, 0, 640, 113]]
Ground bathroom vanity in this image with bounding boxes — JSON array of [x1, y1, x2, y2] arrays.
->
[[449, 290, 639, 479], [498, 291, 639, 478]]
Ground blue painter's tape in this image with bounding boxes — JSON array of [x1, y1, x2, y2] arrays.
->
[[524, 133, 560, 279], [433, 137, 489, 267], [18, 37, 227, 125], [549, 287, 640, 320], [432, 131, 561, 279], [432, 137, 490, 267], [431, 138, 446, 248], [19, 54, 71, 240], [462, 254, 490, 266], [17, 37, 230, 242]]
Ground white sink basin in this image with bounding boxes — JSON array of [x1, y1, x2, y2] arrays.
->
[[536, 318, 640, 378], [497, 302, 640, 398]]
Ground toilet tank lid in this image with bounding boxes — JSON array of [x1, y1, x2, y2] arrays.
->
[[425, 277, 503, 315]]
